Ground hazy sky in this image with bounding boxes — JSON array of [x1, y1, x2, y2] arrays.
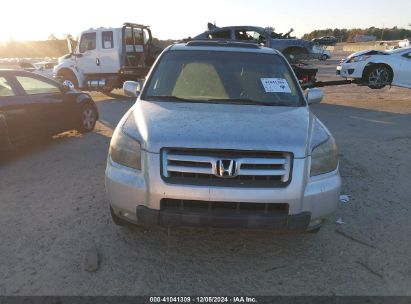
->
[[1, 0, 410, 42]]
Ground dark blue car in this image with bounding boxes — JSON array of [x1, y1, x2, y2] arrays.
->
[[0, 70, 98, 152]]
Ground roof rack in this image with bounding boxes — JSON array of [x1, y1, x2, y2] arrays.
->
[[186, 40, 261, 49], [123, 23, 150, 29]]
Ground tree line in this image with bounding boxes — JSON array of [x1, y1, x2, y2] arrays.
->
[[0, 36, 172, 59], [302, 26, 411, 42], [0, 39, 69, 58], [2, 27, 410, 59]]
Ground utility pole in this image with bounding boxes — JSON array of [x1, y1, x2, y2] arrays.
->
[[380, 24, 385, 41]]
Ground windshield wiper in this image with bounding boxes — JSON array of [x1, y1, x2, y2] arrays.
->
[[146, 96, 291, 106], [145, 95, 193, 102], [206, 98, 272, 106]]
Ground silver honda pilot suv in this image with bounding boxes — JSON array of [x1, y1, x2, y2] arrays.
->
[[105, 41, 341, 232]]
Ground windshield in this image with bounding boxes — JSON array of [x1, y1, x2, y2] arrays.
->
[[143, 50, 304, 107]]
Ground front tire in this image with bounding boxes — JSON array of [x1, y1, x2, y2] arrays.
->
[[364, 64, 392, 89], [77, 103, 97, 133]]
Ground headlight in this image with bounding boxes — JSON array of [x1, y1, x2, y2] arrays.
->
[[310, 136, 338, 176], [348, 55, 370, 63], [109, 127, 141, 170]]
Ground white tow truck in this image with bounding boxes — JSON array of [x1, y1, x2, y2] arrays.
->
[[53, 23, 161, 93]]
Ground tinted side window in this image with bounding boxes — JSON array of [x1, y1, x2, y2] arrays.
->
[[79, 32, 97, 53], [125, 28, 144, 45], [209, 30, 231, 39], [16, 76, 60, 95], [102, 31, 114, 49], [0, 77, 15, 97]]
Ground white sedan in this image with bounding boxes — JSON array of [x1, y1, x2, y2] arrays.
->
[[337, 47, 411, 89], [312, 45, 331, 61], [20, 61, 56, 79]]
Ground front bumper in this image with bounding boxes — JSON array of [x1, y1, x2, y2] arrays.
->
[[337, 61, 367, 79], [105, 153, 341, 230], [137, 206, 311, 230]]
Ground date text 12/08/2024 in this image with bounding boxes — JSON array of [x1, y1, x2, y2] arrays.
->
[[149, 297, 258, 303]]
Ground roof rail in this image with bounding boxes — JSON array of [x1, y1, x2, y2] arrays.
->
[[186, 40, 261, 49]]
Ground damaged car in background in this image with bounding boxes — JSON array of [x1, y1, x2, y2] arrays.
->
[[312, 36, 338, 46], [190, 23, 315, 62], [337, 47, 411, 89], [19, 61, 56, 79]]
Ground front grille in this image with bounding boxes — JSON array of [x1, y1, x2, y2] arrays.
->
[[161, 199, 289, 216], [161, 148, 292, 188]]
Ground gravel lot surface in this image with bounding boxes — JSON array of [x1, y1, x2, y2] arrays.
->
[[0, 60, 410, 296]]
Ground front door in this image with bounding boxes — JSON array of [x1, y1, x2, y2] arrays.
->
[[15, 75, 69, 135], [398, 51, 411, 88], [76, 31, 102, 76], [0, 75, 33, 144], [99, 30, 120, 74]]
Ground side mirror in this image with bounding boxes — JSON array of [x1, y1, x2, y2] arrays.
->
[[305, 88, 323, 105], [123, 81, 141, 98]]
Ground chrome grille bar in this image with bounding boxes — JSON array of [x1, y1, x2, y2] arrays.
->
[[167, 165, 213, 175], [238, 169, 287, 176], [162, 149, 292, 187]]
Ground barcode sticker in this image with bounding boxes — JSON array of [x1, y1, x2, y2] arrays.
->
[[261, 78, 291, 93]]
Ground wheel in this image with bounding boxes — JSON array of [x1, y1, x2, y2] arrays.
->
[[283, 47, 309, 63], [77, 103, 97, 133], [320, 54, 328, 61], [59, 70, 79, 89], [364, 64, 392, 89]]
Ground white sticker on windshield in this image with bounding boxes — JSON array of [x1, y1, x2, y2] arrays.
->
[[260, 78, 291, 93]]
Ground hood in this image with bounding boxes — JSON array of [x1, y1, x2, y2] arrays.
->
[[125, 100, 317, 158], [347, 49, 388, 59]]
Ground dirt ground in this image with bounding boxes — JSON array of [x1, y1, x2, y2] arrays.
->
[[0, 60, 410, 296]]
